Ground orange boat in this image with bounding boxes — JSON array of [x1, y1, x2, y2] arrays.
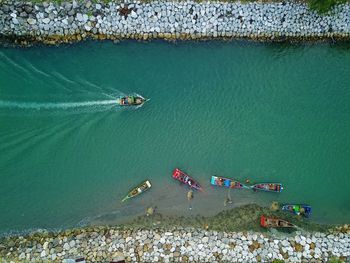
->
[[251, 183, 283, 193], [260, 215, 296, 228]]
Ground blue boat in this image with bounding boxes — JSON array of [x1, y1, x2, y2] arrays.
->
[[210, 175, 249, 189], [282, 204, 312, 217]]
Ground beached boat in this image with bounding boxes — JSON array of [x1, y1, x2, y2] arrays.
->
[[282, 204, 312, 217], [260, 215, 296, 228], [172, 168, 203, 191], [121, 180, 151, 202], [117, 94, 147, 106], [210, 175, 248, 189], [251, 183, 283, 193]]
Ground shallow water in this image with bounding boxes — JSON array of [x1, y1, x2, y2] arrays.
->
[[0, 41, 349, 234]]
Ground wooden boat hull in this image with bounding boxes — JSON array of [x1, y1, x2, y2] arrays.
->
[[122, 180, 151, 202], [251, 183, 283, 193], [117, 95, 147, 106], [172, 168, 203, 191], [210, 175, 248, 189], [282, 204, 312, 217], [260, 215, 296, 228]]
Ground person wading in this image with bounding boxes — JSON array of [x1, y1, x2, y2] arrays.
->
[[187, 190, 194, 210], [224, 188, 233, 206]]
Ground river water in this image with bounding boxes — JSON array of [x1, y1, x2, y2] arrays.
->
[[0, 41, 349, 235]]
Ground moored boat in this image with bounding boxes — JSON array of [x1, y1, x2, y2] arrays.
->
[[172, 168, 203, 191], [117, 94, 147, 106], [210, 175, 249, 189], [282, 204, 312, 217], [251, 183, 283, 193], [260, 215, 296, 228], [122, 180, 151, 202]]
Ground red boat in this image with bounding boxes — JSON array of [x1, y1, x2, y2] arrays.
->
[[172, 168, 203, 191]]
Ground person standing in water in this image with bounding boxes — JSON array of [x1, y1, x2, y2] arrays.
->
[[224, 188, 233, 206], [187, 190, 194, 210]]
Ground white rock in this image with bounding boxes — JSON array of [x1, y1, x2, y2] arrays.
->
[[130, 10, 137, 18], [42, 18, 50, 24], [76, 13, 83, 22], [281, 240, 289, 247], [84, 24, 92, 31], [27, 18, 36, 25], [63, 243, 70, 250], [69, 240, 75, 247]]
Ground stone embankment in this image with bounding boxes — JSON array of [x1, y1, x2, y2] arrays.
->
[[1, 226, 349, 262], [0, 0, 350, 45]]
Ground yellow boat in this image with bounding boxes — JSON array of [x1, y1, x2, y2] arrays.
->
[[121, 180, 151, 202]]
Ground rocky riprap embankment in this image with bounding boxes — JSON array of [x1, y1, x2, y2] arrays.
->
[[1, 226, 349, 262], [0, 0, 350, 45]]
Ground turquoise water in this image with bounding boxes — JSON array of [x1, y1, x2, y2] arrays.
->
[[0, 41, 349, 234]]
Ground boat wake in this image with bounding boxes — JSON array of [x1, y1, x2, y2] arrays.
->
[[0, 99, 119, 111]]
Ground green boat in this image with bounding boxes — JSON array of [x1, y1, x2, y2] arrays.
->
[[117, 94, 147, 106], [121, 180, 151, 202]]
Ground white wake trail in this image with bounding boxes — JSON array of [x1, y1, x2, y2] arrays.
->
[[0, 100, 119, 110]]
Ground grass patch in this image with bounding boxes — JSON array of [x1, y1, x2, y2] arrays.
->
[[328, 256, 345, 263], [308, 0, 348, 13]]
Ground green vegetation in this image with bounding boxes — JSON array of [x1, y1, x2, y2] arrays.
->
[[120, 204, 331, 233], [272, 260, 285, 263], [328, 256, 345, 263], [308, 0, 348, 13]]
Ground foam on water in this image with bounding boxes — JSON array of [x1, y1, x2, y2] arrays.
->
[[0, 99, 119, 110]]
